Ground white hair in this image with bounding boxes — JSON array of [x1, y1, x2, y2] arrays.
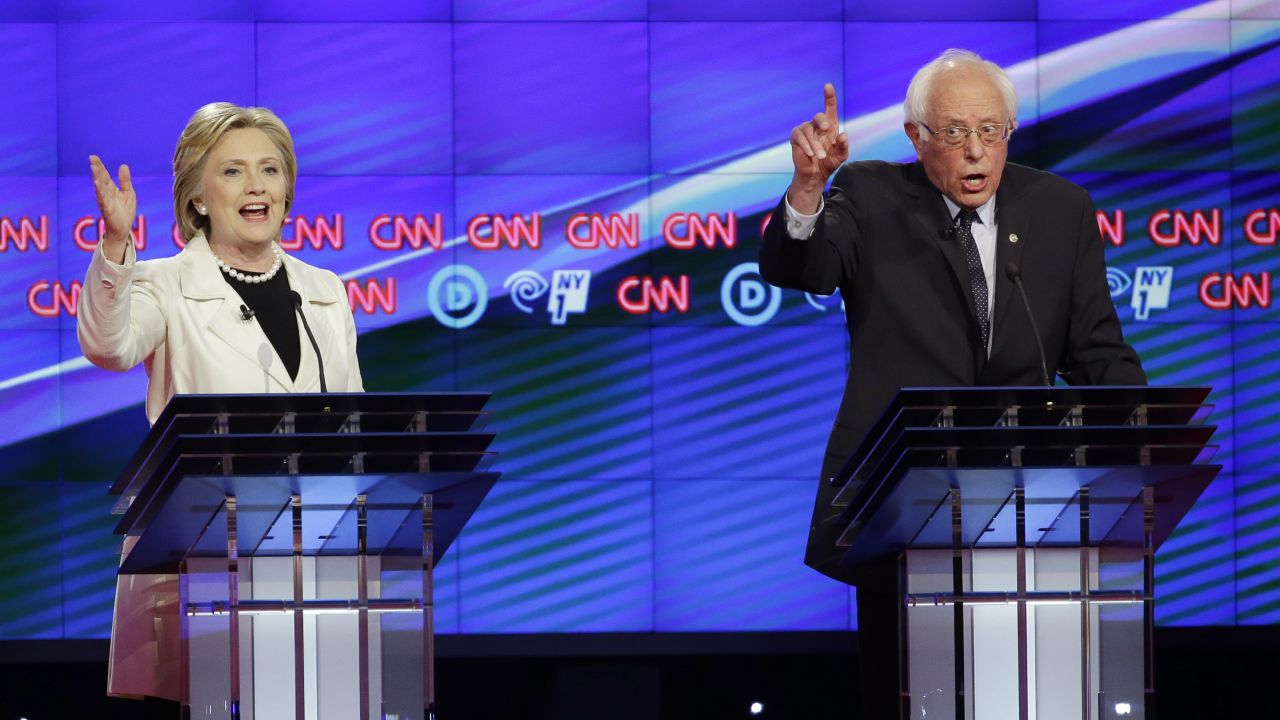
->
[[903, 49, 1018, 135]]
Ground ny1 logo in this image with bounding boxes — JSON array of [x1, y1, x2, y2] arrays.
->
[[503, 269, 592, 325]]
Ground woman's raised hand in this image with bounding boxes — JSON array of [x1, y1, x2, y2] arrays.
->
[[88, 155, 137, 262]]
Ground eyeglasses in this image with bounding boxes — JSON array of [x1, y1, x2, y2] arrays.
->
[[921, 122, 1012, 147]]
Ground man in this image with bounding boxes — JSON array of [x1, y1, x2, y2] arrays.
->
[[759, 48, 1146, 715]]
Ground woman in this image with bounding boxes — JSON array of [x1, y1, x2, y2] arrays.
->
[[79, 102, 362, 424], [77, 103, 363, 700]]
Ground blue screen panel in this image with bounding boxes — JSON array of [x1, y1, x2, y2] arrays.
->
[[1234, 473, 1280, 625], [457, 329, 653, 480], [57, 0, 254, 22], [1126, 323, 1236, 624], [1037, 0, 1215, 21], [59, 482, 121, 638], [0, 2, 54, 20], [255, 0, 449, 21], [651, 326, 844, 480], [257, 23, 454, 176], [0, 24, 56, 175], [56, 23, 257, 177], [1223, 322, 1276, 619], [1232, 324, 1280, 476], [425, 550, 462, 634], [651, 23, 841, 174], [457, 479, 654, 632], [0, 330, 61, 452], [651, 0, 841, 20], [454, 0, 644, 21], [453, 23, 649, 175], [1230, 21, 1280, 171], [654, 479, 849, 630], [0, 485, 65, 638], [1039, 20, 1231, 172], [846, 0, 1036, 20], [356, 321, 458, 395]]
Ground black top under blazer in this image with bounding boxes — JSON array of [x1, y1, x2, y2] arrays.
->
[[759, 160, 1147, 584]]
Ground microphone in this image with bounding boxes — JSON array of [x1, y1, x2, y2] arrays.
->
[[1004, 262, 1051, 388], [239, 304, 255, 321], [289, 291, 327, 393]]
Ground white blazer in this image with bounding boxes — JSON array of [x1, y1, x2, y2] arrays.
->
[[78, 233, 364, 701], [78, 232, 363, 424]]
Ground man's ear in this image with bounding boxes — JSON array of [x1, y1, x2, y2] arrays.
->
[[904, 122, 925, 160]]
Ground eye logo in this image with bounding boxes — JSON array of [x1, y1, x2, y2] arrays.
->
[[1106, 267, 1132, 299], [427, 264, 487, 329], [503, 270, 550, 314]]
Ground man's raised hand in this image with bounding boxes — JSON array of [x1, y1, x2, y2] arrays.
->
[[788, 83, 849, 214]]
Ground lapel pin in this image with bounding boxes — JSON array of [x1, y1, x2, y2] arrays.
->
[[1008, 233, 1019, 243]]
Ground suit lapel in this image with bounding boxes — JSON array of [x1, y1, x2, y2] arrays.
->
[[908, 163, 986, 371], [908, 162, 972, 303], [180, 235, 296, 391], [991, 170, 1029, 357], [283, 255, 341, 391]]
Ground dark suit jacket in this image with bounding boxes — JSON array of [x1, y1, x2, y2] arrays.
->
[[759, 160, 1146, 584]]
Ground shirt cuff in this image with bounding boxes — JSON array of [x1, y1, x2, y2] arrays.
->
[[783, 195, 823, 240], [88, 240, 136, 296], [97, 238, 137, 269]]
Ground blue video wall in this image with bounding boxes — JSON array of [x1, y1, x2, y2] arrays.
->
[[1, 0, 1279, 640]]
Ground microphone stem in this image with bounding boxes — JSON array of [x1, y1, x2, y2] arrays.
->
[[1012, 277, 1051, 387], [291, 294, 327, 393]]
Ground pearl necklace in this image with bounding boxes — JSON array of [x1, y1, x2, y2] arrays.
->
[[213, 244, 283, 284]]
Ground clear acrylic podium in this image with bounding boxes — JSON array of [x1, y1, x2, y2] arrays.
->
[[827, 387, 1219, 720], [108, 393, 500, 720]]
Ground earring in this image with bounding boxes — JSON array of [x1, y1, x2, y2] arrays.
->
[[196, 204, 207, 215]]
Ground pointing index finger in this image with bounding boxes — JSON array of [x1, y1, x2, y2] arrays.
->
[[823, 83, 839, 126]]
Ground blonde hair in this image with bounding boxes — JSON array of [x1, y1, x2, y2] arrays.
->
[[172, 102, 298, 243]]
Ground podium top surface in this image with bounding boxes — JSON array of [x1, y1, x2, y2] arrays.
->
[[109, 391, 497, 527], [118, 470, 499, 574], [825, 386, 1220, 571], [836, 386, 1214, 489], [112, 392, 492, 496], [148, 391, 491, 426], [865, 386, 1210, 407], [109, 393, 501, 573]]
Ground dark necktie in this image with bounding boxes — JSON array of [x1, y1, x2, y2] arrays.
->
[[954, 209, 989, 351]]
